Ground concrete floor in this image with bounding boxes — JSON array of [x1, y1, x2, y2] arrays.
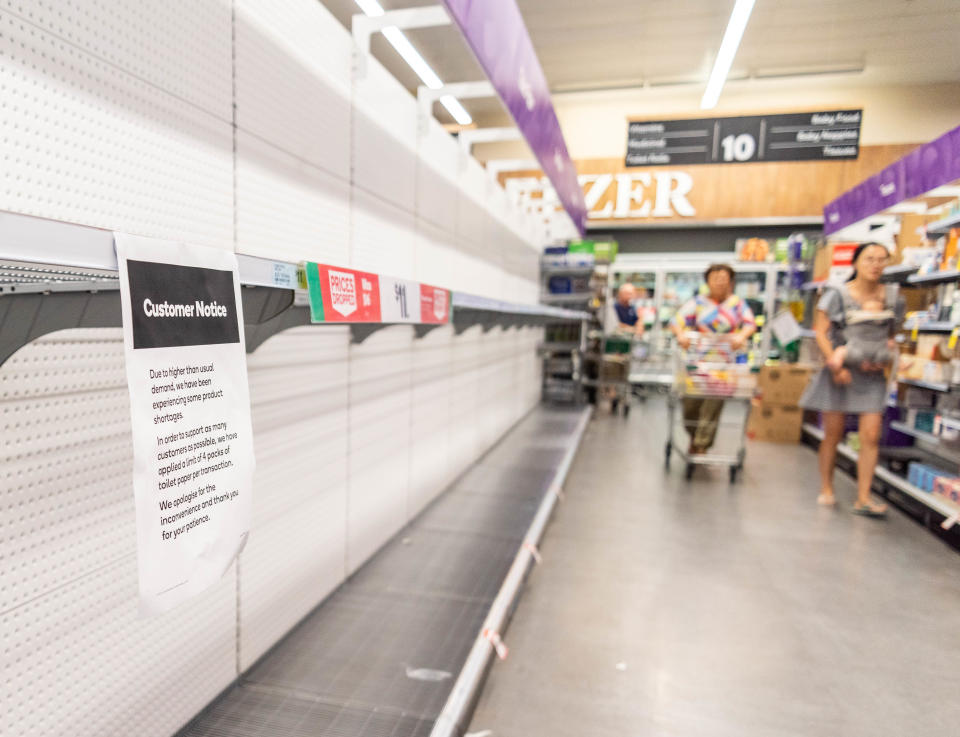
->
[[467, 398, 960, 737]]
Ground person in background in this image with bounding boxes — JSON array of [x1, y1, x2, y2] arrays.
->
[[614, 282, 643, 335], [669, 264, 757, 454], [799, 242, 903, 517]]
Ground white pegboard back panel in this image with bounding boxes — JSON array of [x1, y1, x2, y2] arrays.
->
[[413, 220, 456, 289], [351, 188, 417, 279], [0, 13, 234, 249], [0, 328, 237, 737], [2, 556, 237, 737], [409, 326, 454, 518], [0, 0, 234, 122], [0, 330, 132, 614], [456, 158, 494, 250], [346, 327, 413, 574], [236, 131, 351, 265], [238, 494, 346, 670], [416, 118, 461, 234], [246, 329, 349, 528], [235, 0, 352, 180], [352, 57, 417, 213]]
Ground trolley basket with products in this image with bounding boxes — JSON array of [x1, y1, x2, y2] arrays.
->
[[664, 333, 757, 481]]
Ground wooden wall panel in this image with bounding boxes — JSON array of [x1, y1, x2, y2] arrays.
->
[[501, 144, 918, 225]]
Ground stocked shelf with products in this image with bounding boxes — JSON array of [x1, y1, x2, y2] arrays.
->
[[899, 378, 951, 393], [538, 241, 612, 404], [926, 212, 960, 237], [803, 423, 960, 526], [902, 319, 954, 333], [539, 266, 595, 277], [540, 291, 594, 304], [906, 270, 960, 287], [889, 421, 960, 466]]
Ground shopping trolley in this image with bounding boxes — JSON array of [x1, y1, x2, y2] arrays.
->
[[593, 331, 636, 416], [664, 334, 757, 481], [628, 330, 674, 397]]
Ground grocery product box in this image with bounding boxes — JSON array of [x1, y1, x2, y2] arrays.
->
[[735, 237, 770, 262], [907, 462, 942, 492], [756, 365, 813, 406], [827, 242, 858, 284], [747, 402, 804, 443], [896, 356, 949, 383], [593, 240, 618, 262], [933, 476, 960, 504], [812, 244, 833, 282]]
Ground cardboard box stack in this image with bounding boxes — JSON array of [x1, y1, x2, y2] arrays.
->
[[747, 365, 813, 443]]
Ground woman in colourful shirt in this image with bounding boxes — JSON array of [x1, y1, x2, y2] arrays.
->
[[669, 264, 757, 454]]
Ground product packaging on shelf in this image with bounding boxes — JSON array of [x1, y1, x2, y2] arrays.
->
[[907, 462, 944, 492], [812, 244, 833, 282], [827, 242, 858, 284], [735, 237, 771, 262], [933, 476, 960, 504]]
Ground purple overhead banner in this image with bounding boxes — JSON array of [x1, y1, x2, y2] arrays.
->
[[442, 0, 588, 235], [824, 124, 960, 235]]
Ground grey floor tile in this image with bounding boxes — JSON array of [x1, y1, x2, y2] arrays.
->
[[469, 400, 960, 737]]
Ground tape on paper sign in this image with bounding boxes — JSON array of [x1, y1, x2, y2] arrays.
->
[[522, 541, 542, 564], [941, 511, 960, 530], [482, 628, 509, 660], [115, 233, 255, 616]]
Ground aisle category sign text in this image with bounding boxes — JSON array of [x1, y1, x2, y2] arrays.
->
[[300, 261, 449, 325]]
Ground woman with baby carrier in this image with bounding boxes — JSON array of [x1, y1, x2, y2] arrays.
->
[[800, 242, 904, 517]]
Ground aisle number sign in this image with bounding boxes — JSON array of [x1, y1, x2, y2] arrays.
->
[[300, 262, 449, 325], [626, 109, 862, 167]]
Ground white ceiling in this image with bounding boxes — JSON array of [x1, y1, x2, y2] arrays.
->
[[320, 0, 960, 124]]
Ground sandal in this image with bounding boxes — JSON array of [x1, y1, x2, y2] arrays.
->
[[852, 501, 888, 518], [817, 493, 837, 507]]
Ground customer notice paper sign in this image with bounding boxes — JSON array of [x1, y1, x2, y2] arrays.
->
[[115, 233, 255, 615]]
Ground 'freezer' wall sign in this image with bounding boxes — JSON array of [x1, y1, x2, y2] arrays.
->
[[116, 233, 256, 616], [626, 109, 862, 167]]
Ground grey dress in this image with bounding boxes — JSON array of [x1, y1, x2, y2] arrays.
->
[[799, 283, 904, 414]]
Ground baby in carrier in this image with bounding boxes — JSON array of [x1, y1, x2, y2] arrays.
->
[[826, 297, 895, 371]]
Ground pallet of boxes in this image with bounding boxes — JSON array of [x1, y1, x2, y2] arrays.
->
[[747, 365, 814, 443]]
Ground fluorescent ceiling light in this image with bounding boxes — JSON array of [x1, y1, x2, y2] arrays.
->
[[439, 94, 472, 125], [701, 0, 757, 109], [381, 26, 443, 89], [355, 0, 473, 124], [355, 0, 384, 16]]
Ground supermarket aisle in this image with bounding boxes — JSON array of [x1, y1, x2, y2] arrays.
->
[[468, 398, 960, 737]]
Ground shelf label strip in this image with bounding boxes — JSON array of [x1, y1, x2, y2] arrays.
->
[[300, 261, 449, 325]]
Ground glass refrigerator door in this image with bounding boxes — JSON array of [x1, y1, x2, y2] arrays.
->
[[662, 268, 769, 326], [734, 270, 767, 323], [611, 271, 656, 330]]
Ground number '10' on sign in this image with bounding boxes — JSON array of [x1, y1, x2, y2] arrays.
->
[[721, 134, 757, 162]]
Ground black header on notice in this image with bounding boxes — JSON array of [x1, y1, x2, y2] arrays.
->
[[127, 259, 240, 349]]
